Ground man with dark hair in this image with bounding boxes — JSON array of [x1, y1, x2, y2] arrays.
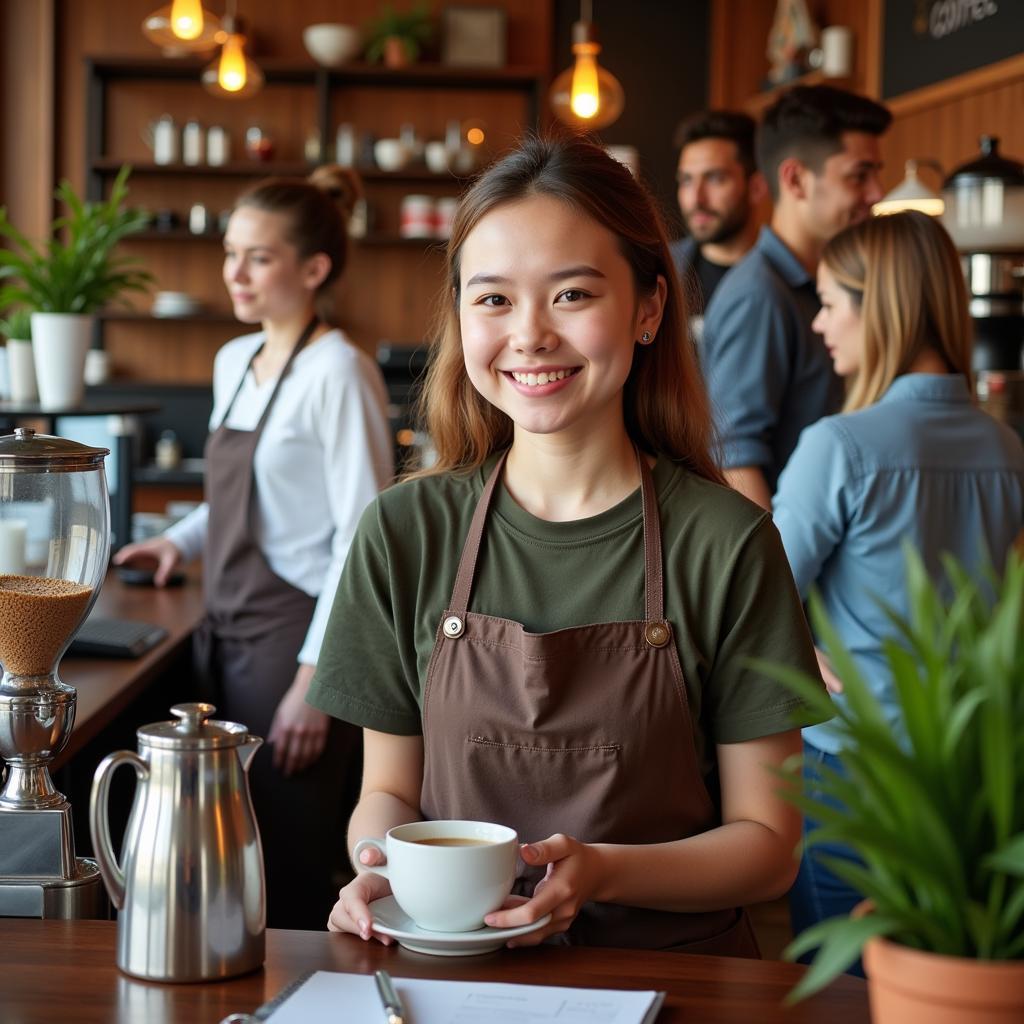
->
[[671, 110, 766, 319], [702, 85, 891, 510]]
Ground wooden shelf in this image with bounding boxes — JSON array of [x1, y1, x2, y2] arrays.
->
[[87, 55, 541, 89], [93, 159, 471, 184], [92, 158, 313, 177], [357, 234, 447, 248], [126, 229, 444, 249], [99, 309, 238, 324], [743, 69, 853, 116]]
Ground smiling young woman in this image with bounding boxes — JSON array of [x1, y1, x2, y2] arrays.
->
[[309, 135, 831, 954]]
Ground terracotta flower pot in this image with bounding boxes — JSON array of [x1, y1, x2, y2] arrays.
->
[[383, 36, 408, 68], [862, 926, 1024, 1023]]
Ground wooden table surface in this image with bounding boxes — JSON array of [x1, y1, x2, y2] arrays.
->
[[56, 567, 205, 768], [0, 919, 869, 1023]]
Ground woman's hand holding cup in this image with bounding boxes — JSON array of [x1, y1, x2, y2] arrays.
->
[[327, 841, 395, 943], [484, 832, 606, 946]]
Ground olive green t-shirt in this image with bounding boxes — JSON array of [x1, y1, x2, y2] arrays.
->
[[309, 456, 828, 779]]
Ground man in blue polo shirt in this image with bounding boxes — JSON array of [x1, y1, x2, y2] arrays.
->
[[702, 86, 891, 509]]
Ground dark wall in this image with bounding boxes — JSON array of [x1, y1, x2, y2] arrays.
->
[[553, 0, 710, 237]]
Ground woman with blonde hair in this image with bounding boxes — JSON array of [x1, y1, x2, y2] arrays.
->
[[774, 210, 1024, 950], [309, 135, 830, 954], [115, 165, 394, 928]]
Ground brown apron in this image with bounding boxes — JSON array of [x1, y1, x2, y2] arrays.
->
[[420, 450, 760, 956], [194, 317, 361, 930]]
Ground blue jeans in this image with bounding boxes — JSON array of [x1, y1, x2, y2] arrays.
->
[[787, 740, 866, 978]]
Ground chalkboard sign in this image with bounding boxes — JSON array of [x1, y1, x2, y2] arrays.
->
[[883, 0, 1024, 99]]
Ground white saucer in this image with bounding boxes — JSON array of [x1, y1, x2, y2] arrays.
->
[[370, 896, 552, 956]]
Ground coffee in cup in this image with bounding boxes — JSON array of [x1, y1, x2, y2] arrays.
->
[[354, 820, 516, 932]]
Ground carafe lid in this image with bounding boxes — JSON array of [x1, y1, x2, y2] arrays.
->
[[138, 703, 250, 750], [944, 136, 1024, 187], [0, 427, 108, 473]]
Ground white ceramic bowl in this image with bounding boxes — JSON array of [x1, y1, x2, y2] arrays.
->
[[303, 24, 362, 68], [374, 138, 409, 172], [425, 141, 449, 174]]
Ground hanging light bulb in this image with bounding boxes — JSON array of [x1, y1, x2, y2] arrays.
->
[[550, 0, 624, 131], [873, 159, 945, 217], [142, 0, 222, 55], [201, 5, 264, 100]]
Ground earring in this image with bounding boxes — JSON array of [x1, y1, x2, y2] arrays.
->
[[639, 331, 652, 345]]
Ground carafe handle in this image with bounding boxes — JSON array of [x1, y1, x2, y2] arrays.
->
[[89, 750, 149, 910]]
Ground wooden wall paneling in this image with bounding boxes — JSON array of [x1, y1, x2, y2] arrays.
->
[[1, 0, 55, 239], [102, 319, 229, 383], [881, 74, 1024, 192]]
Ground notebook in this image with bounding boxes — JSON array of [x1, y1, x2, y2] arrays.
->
[[260, 970, 665, 1023]]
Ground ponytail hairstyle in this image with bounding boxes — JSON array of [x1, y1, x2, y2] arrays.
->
[[414, 134, 723, 485], [232, 164, 363, 323], [821, 210, 973, 412]]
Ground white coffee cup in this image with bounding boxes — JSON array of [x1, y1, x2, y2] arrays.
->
[[354, 820, 517, 932]]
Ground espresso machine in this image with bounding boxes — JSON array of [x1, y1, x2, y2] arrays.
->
[[0, 427, 110, 918], [942, 135, 1024, 373]]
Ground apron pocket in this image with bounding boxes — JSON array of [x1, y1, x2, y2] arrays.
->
[[465, 734, 622, 845]]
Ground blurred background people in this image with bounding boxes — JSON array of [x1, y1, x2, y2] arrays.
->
[[773, 211, 1024, 957], [115, 166, 394, 929], [671, 109, 766, 331], [702, 85, 891, 510]]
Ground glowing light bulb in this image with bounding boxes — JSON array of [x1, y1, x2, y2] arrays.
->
[[218, 34, 248, 93], [570, 47, 600, 119], [549, 17, 624, 132], [466, 127, 485, 146], [170, 0, 203, 40]]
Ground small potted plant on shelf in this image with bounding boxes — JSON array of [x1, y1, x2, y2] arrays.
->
[[0, 165, 151, 410], [363, 2, 433, 68], [758, 547, 1024, 1022], [0, 308, 36, 403]]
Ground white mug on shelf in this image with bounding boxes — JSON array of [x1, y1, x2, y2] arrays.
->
[[6, 338, 38, 403], [0, 519, 28, 575], [182, 120, 204, 165], [206, 125, 229, 166], [821, 26, 854, 79], [146, 115, 179, 165]]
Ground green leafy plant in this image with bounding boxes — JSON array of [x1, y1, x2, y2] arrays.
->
[[0, 165, 152, 314], [755, 546, 1024, 1002], [0, 307, 32, 341], [363, 2, 433, 63]]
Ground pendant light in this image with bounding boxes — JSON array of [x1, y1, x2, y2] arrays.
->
[[873, 160, 945, 217], [549, 0, 624, 131], [201, 0, 264, 100], [142, 0, 222, 56]]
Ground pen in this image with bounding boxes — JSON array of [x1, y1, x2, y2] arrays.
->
[[374, 969, 407, 1024]]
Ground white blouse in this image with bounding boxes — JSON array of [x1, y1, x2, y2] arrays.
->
[[165, 329, 394, 665]]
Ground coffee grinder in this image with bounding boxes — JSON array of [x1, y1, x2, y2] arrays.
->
[[0, 427, 110, 918], [942, 136, 1024, 373]]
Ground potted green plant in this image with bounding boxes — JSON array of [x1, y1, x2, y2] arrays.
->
[[0, 165, 151, 409], [0, 308, 36, 403], [363, 3, 433, 68], [757, 547, 1024, 1021]]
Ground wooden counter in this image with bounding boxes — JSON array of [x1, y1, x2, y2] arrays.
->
[[0, 918, 870, 1023], [55, 567, 205, 769]]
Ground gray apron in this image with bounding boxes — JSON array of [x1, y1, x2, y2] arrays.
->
[[194, 317, 360, 930]]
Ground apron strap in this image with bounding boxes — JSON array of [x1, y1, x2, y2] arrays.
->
[[449, 447, 665, 622], [219, 315, 320, 429]]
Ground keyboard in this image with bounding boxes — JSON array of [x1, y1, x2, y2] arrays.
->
[[68, 617, 169, 659]]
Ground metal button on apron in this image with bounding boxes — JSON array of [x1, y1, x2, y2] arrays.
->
[[443, 615, 464, 638], [645, 622, 670, 648]]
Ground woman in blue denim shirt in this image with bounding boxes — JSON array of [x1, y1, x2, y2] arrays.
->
[[773, 211, 1024, 965]]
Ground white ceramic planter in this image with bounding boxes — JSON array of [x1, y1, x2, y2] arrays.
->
[[6, 338, 38, 403], [30, 312, 94, 410]]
